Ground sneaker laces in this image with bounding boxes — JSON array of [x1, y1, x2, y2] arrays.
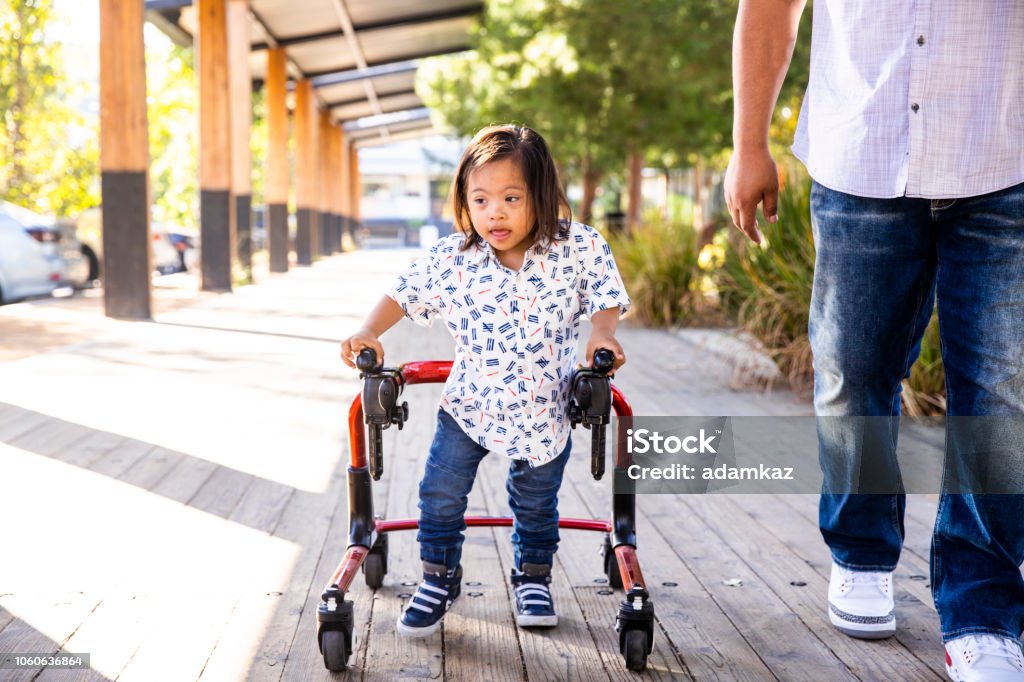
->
[[837, 568, 890, 595], [955, 635, 1024, 672]]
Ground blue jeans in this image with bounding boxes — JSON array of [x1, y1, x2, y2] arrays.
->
[[809, 180, 1024, 642], [417, 410, 570, 570]]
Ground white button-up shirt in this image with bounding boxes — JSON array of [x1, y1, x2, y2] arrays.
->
[[388, 222, 630, 466], [792, 1, 1024, 199]]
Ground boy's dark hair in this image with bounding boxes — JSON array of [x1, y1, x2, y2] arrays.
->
[[451, 124, 572, 251]]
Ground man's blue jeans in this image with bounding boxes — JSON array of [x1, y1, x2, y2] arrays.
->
[[809, 180, 1024, 642], [417, 410, 570, 571]]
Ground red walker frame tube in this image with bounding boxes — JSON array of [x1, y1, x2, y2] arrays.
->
[[332, 359, 647, 595]]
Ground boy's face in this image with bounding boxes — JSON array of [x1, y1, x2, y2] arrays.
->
[[467, 157, 535, 269]]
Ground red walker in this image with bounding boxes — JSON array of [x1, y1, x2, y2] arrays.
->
[[317, 348, 655, 672]]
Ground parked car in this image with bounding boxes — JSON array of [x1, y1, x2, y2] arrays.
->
[[74, 208, 197, 277], [0, 202, 91, 290], [0, 212, 60, 304]]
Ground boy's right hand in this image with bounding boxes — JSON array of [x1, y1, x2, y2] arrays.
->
[[340, 328, 384, 369]]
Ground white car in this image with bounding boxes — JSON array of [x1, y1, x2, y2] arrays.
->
[[1, 202, 92, 290], [0, 213, 60, 304]]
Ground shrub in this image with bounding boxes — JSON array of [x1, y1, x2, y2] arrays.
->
[[607, 211, 721, 327], [715, 162, 816, 393]]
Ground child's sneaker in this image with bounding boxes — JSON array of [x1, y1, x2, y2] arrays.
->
[[945, 634, 1024, 681], [396, 562, 462, 638], [511, 563, 558, 627]]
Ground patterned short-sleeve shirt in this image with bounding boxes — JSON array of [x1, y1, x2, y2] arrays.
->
[[388, 221, 630, 466]]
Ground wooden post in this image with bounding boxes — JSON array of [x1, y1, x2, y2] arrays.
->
[[294, 79, 316, 265], [349, 143, 361, 237], [227, 0, 252, 280], [99, 0, 152, 319], [339, 134, 352, 250], [198, 0, 234, 290], [265, 47, 289, 272], [318, 110, 332, 257], [329, 125, 342, 253]]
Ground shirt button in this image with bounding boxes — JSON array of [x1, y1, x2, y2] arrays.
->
[[911, 103, 920, 113], [917, 35, 925, 46]]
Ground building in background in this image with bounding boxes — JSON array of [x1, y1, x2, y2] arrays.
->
[[358, 135, 462, 247]]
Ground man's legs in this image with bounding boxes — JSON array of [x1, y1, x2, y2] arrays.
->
[[809, 181, 937, 568], [931, 182, 1024, 642]]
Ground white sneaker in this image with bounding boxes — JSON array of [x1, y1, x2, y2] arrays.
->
[[827, 562, 895, 639], [946, 634, 1024, 682]]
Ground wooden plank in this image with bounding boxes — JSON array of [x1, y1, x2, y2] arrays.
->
[[149, 454, 219, 505], [0, 593, 101, 682], [227, 0, 251, 197], [294, 80, 315, 210], [441, 456, 524, 682], [639, 496, 856, 681], [685, 494, 942, 681], [228, 476, 295, 535], [35, 596, 152, 682], [8, 418, 94, 459], [745, 494, 944, 677], [771, 495, 936, 608], [92, 439, 158, 481], [233, 483, 345, 680], [115, 445, 183, 490], [560, 439, 774, 681], [0, 405, 49, 442], [475, 452, 617, 681], [355, 373, 445, 681], [115, 593, 237, 682], [187, 465, 255, 520]]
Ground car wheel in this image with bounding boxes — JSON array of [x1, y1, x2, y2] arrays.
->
[[82, 244, 100, 282]]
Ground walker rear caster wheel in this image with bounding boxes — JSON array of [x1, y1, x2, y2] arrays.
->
[[602, 536, 623, 590], [623, 629, 649, 671], [363, 532, 388, 589], [321, 629, 352, 672]]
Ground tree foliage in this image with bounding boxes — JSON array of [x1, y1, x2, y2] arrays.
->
[[0, 0, 99, 216], [418, 0, 811, 218], [146, 29, 198, 231]]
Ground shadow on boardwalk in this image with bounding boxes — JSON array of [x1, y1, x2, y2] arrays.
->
[[0, 249, 945, 680]]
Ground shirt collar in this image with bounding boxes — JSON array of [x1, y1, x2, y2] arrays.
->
[[465, 233, 554, 269]]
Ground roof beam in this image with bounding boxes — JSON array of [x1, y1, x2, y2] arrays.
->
[[325, 87, 416, 108], [306, 44, 471, 81], [310, 59, 418, 89], [249, 5, 481, 51]]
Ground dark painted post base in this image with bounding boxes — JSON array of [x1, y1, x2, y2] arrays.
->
[[268, 202, 289, 272], [100, 170, 152, 319], [236, 194, 252, 279], [296, 208, 312, 265], [201, 188, 233, 291]]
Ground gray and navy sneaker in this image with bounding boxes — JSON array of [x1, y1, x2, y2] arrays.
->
[[511, 563, 558, 628], [396, 562, 462, 638]]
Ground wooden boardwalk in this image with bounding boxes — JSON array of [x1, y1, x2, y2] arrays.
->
[[0, 250, 948, 680]]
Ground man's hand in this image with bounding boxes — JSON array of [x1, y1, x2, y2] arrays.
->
[[724, 147, 779, 245], [340, 328, 384, 369]]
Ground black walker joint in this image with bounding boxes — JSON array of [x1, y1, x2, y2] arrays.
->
[[356, 348, 408, 480], [568, 348, 615, 480]]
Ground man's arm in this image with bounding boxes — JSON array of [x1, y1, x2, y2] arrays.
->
[[725, 0, 807, 244]]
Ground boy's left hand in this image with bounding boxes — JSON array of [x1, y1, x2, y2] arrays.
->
[[585, 334, 626, 371]]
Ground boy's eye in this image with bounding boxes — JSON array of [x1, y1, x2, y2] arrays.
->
[[473, 198, 485, 205], [506, 196, 519, 203]]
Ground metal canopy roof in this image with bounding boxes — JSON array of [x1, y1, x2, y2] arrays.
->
[[145, 0, 481, 143]]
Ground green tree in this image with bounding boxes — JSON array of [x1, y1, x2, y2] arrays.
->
[[0, 0, 99, 216], [418, 0, 810, 228], [146, 31, 198, 231]]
